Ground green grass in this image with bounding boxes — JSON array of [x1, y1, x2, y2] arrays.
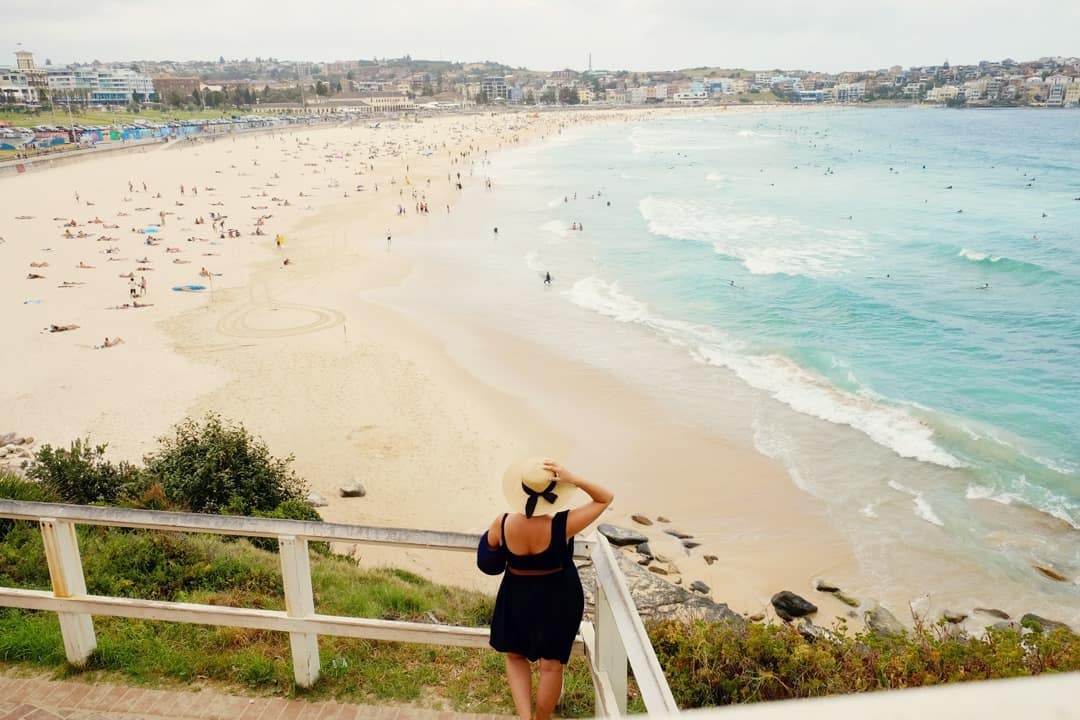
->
[[0, 515, 605, 715], [0, 108, 239, 128]]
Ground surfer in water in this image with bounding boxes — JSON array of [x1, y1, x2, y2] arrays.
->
[[544, 272, 552, 285]]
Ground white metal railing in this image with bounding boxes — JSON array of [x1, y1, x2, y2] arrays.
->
[[0, 500, 676, 716]]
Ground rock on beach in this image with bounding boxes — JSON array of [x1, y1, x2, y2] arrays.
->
[[597, 524, 648, 547], [770, 591, 818, 621]]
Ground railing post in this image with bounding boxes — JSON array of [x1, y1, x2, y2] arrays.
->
[[40, 519, 96, 666], [279, 535, 320, 687], [594, 578, 628, 716]]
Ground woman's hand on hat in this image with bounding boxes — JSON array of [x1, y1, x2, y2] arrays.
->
[[543, 460, 576, 485]]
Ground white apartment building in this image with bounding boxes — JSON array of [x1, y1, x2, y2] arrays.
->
[[46, 66, 155, 104], [1064, 80, 1080, 106], [481, 76, 508, 101], [925, 85, 960, 102], [1045, 75, 1070, 106], [832, 81, 865, 102], [0, 67, 37, 104], [672, 90, 708, 104]]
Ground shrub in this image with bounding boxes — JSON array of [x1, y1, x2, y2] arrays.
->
[[143, 414, 307, 515], [0, 471, 59, 542], [649, 618, 1080, 708], [27, 438, 143, 505], [250, 499, 327, 554]]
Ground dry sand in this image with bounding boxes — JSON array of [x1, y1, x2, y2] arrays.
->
[[1, 105, 862, 621]]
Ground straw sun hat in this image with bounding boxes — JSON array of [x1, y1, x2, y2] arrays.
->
[[502, 457, 578, 518]]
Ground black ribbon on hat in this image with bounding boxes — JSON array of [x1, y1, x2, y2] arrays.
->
[[522, 481, 558, 518]]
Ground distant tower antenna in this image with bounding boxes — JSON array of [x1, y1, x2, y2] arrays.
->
[[588, 52, 592, 72]]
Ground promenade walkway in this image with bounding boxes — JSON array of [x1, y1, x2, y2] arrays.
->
[[0, 671, 510, 720]]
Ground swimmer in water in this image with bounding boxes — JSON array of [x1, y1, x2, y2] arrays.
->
[[544, 272, 552, 285]]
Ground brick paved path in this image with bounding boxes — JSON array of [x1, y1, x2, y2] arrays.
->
[[0, 673, 511, 720]]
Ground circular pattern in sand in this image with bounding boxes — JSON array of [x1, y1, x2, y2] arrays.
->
[[217, 303, 345, 339]]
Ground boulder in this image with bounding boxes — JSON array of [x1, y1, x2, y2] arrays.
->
[[631, 514, 653, 526], [834, 592, 860, 608], [748, 612, 765, 622], [1020, 613, 1073, 634], [0, 433, 16, 446], [864, 604, 905, 637], [577, 552, 744, 626], [305, 491, 328, 507], [635, 542, 654, 559], [814, 578, 841, 593], [770, 591, 818, 621], [597, 524, 648, 547], [690, 580, 710, 595], [636, 556, 652, 566], [663, 528, 693, 540], [648, 564, 671, 576], [656, 515, 671, 523], [17, 436, 32, 446], [974, 607, 1010, 620], [943, 610, 967, 624], [989, 621, 1021, 633], [682, 540, 701, 550], [703, 554, 718, 565], [798, 620, 839, 644], [1033, 565, 1068, 582], [339, 481, 366, 498]]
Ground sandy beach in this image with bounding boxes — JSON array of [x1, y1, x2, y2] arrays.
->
[[1, 105, 909, 624]]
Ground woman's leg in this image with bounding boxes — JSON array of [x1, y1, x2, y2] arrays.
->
[[505, 652, 533, 720], [535, 658, 565, 720]]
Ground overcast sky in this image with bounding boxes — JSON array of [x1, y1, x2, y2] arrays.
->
[[7, 0, 1079, 73]]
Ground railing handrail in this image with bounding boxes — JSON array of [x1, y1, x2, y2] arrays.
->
[[0, 500, 594, 556], [0, 499, 661, 717]]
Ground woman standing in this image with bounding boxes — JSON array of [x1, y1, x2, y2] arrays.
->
[[485, 458, 614, 720]]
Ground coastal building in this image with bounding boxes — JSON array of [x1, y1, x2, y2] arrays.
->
[[832, 81, 865, 102], [925, 85, 960, 103], [152, 76, 200, 104], [1045, 75, 1070, 106], [14, 51, 48, 99], [46, 65, 156, 105], [672, 90, 708, 104], [1064, 80, 1080, 107], [0, 67, 37, 105], [480, 76, 508, 101]]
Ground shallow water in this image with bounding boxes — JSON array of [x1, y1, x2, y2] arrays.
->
[[379, 107, 1080, 623]]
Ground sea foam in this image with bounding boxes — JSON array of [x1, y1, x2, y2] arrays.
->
[[564, 276, 964, 468]]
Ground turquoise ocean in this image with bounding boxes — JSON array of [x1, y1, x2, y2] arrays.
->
[[384, 107, 1080, 618]]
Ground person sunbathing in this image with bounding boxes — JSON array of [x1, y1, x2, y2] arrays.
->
[[119, 272, 135, 278], [173, 258, 191, 264], [77, 261, 95, 269], [63, 229, 74, 238], [29, 262, 49, 268], [27, 273, 46, 279], [165, 247, 180, 253], [135, 257, 151, 263], [100, 337, 124, 348], [59, 281, 85, 286], [47, 324, 79, 333]]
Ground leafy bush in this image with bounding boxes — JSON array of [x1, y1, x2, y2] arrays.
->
[[649, 618, 1080, 708], [27, 438, 143, 505], [0, 471, 59, 541], [250, 499, 327, 554], [143, 414, 307, 515]]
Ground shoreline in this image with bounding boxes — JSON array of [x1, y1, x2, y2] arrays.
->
[[2, 105, 1072, 633]]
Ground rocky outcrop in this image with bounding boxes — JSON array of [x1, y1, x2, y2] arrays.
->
[[1020, 613, 1073, 634], [864, 603, 905, 636], [577, 551, 743, 626], [631, 514, 653, 526], [0, 432, 37, 474], [597, 524, 648, 547], [305, 491, 328, 507], [974, 607, 1010, 620], [770, 591, 817, 621], [943, 610, 967, 624]]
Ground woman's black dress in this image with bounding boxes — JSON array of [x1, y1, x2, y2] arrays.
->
[[488, 510, 584, 664]]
